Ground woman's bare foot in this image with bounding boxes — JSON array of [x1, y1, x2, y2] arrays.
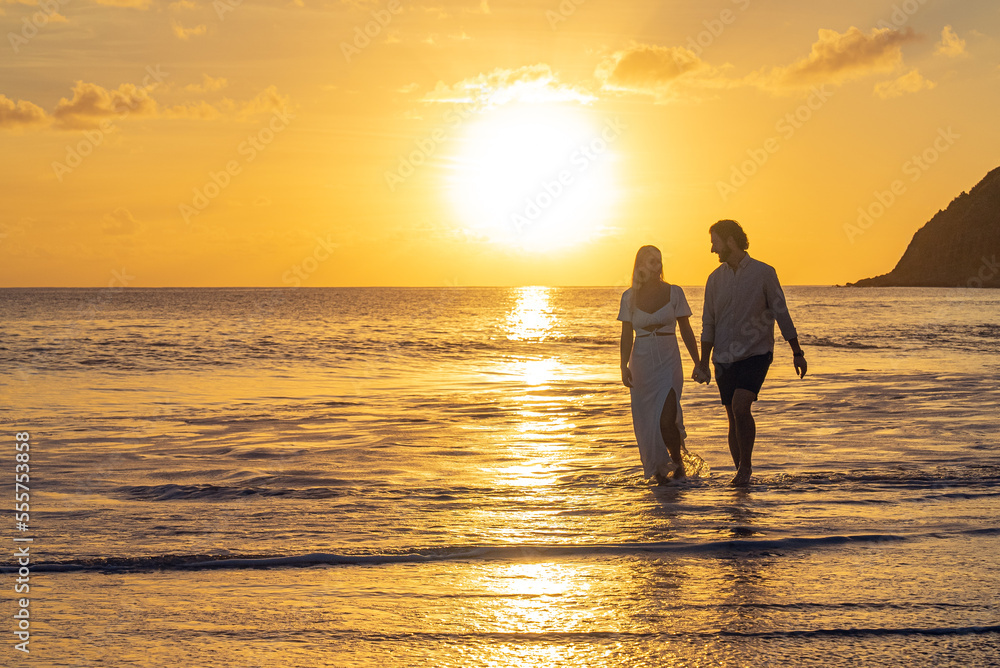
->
[[671, 466, 687, 480], [730, 467, 752, 486]]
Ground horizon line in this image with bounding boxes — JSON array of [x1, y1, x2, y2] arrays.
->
[[0, 284, 949, 290]]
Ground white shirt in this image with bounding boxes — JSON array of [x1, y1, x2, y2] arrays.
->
[[701, 254, 798, 363]]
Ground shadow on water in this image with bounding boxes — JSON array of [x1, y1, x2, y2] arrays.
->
[[726, 488, 765, 539], [650, 481, 689, 508]]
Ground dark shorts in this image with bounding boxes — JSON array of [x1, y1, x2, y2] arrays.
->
[[714, 351, 773, 406]]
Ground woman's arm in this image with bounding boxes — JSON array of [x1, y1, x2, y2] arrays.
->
[[620, 321, 634, 387], [677, 316, 700, 367]]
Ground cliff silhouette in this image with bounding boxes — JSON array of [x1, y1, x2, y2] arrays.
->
[[848, 165, 1000, 288]]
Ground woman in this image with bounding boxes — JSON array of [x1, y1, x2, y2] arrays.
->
[[618, 245, 702, 483]]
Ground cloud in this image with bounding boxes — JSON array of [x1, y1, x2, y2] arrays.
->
[[418, 5, 449, 20], [585, 27, 922, 105], [756, 26, 916, 89], [171, 19, 207, 39], [0, 94, 48, 129], [184, 74, 229, 93], [102, 208, 138, 235], [874, 68, 936, 99], [592, 27, 919, 103], [226, 85, 292, 119], [423, 64, 595, 107], [3, 80, 290, 131], [339, 0, 387, 8], [161, 100, 224, 120], [596, 44, 719, 95], [166, 85, 292, 119], [93, 0, 152, 7], [52, 81, 158, 129], [935, 25, 967, 58]]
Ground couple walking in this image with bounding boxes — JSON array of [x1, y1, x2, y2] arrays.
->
[[618, 220, 807, 486]]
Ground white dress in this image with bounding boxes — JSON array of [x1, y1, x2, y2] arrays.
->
[[617, 285, 692, 480]]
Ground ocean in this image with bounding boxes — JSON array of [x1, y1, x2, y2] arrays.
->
[[1, 286, 998, 666]]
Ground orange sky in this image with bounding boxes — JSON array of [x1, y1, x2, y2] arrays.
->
[[1, 0, 998, 286]]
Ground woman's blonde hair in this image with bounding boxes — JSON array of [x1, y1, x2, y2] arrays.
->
[[631, 245, 663, 293]]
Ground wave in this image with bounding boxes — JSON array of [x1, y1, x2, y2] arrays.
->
[[111, 481, 496, 501], [539, 336, 615, 346], [113, 483, 350, 501], [109, 466, 1000, 502], [972, 324, 1000, 339], [12, 530, 994, 574], [9, 324, 1000, 371], [766, 467, 1000, 489], [804, 336, 882, 349], [322, 626, 1000, 643]]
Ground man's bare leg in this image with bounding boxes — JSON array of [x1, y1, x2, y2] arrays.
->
[[730, 389, 757, 485], [725, 405, 739, 469]]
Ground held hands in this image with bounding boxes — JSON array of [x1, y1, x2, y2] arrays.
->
[[691, 365, 711, 385]]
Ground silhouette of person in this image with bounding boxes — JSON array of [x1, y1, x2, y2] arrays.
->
[[619, 245, 703, 484], [693, 220, 806, 485]]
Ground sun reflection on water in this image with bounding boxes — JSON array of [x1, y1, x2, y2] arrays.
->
[[509, 358, 560, 387], [503, 286, 555, 341], [440, 556, 769, 666], [491, 390, 578, 488], [475, 561, 596, 633], [490, 288, 580, 488]]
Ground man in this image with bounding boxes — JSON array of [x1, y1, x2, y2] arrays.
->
[[694, 220, 806, 486]]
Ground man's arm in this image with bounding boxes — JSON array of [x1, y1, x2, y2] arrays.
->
[[764, 267, 806, 378], [764, 267, 797, 340], [697, 276, 715, 382], [701, 275, 716, 348]]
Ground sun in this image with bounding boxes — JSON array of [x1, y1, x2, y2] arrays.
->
[[447, 102, 622, 253]]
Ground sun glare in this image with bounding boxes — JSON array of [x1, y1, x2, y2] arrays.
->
[[503, 286, 554, 341], [447, 103, 622, 253]]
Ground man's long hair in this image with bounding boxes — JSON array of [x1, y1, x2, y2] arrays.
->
[[710, 219, 749, 250]]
